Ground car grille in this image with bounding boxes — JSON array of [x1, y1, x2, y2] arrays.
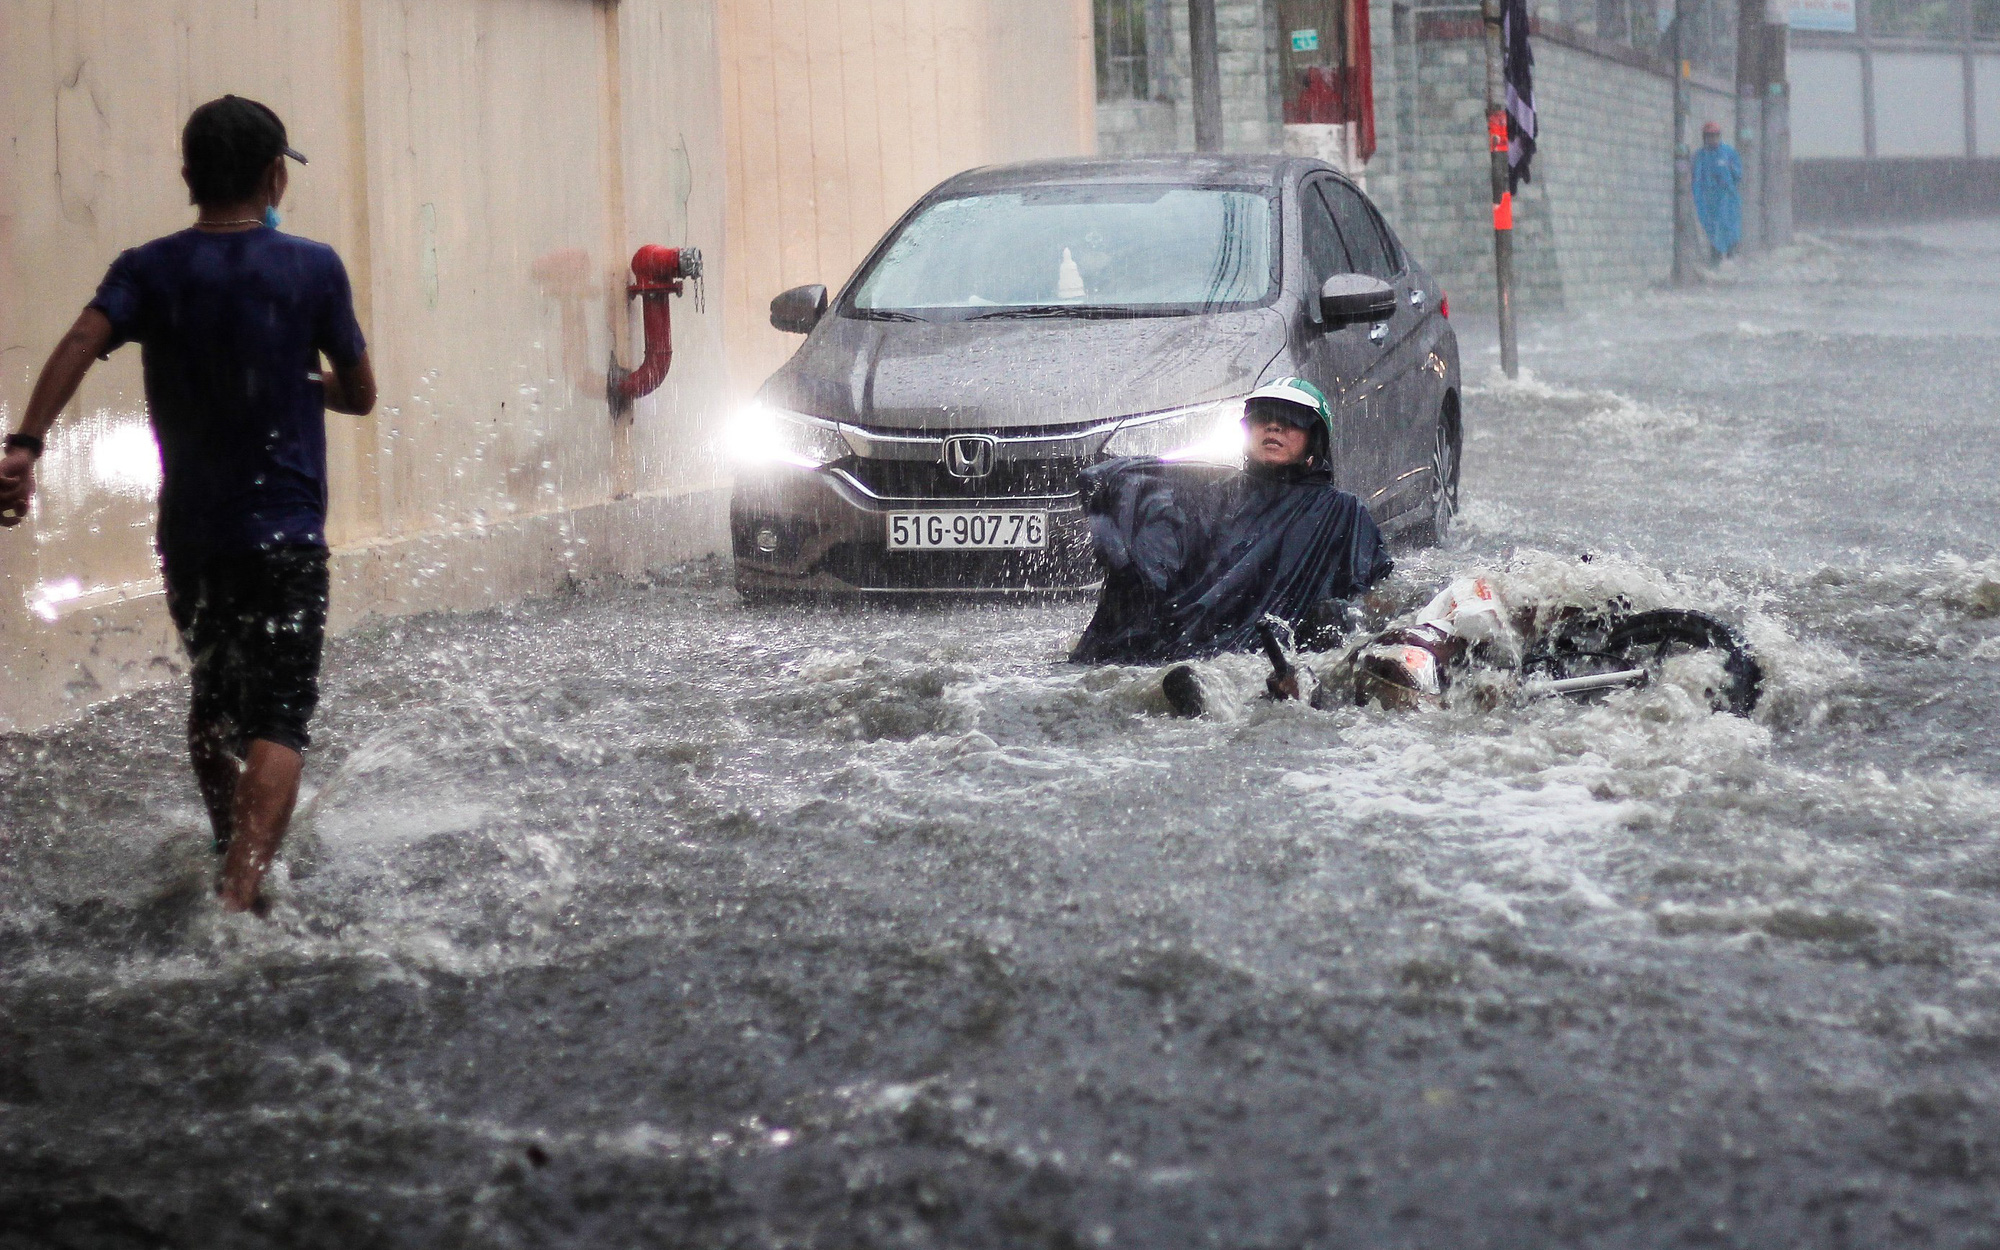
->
[[833, 456, 1089, 501]]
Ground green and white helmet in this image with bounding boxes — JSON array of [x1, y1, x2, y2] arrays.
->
[[1243, 376, 1333, 444]]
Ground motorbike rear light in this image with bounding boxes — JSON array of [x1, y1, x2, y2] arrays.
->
[[1440, 293, 1450, 320]]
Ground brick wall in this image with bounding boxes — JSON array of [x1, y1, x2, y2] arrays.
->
[[1367, 7, 1736, 312], [1095, 0, 1281, 155], [1095, 0, 1737, 312]]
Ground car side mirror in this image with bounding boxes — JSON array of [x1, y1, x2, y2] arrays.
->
[[1319, 274, 1396, 329], [770, 284, 828, 334]]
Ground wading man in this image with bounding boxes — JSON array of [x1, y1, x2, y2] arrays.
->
[[1069, 376, 1393, 710], [0, 96, 375, 913]]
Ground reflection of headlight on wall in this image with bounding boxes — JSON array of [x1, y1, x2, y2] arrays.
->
[[1100, 397, 1248, 464], [87, 419, 163, 499], [725, 402, 849, 469]]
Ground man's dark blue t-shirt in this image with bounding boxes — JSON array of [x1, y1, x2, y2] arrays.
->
[[88, 226, 366, 571]]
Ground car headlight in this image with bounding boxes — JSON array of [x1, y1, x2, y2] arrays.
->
[[725, 402, 849, 469], [1100, 397, 1247, 464]]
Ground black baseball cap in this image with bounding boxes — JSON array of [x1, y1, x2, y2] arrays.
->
[[238, 94, 307, 164], [182, 96, 308, 207], [188, 94, 307, 165]]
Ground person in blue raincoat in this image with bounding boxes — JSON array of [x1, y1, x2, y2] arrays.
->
[[1070, 376, 1393, 709], [1692, 120, 1743, 263]]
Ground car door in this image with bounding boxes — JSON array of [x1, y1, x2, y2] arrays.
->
[[1293, 173, 1390, 499], [1376, 217, 1455, 521], [1319, 179, 1432, 521]]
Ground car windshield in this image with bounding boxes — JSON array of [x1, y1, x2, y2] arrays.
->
[[847, 184, 1276, 318]]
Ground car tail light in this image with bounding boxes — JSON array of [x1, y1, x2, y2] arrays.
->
[[1440, 293, 1450, 320]]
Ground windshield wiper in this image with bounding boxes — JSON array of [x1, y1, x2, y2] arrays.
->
[[849, 308, 927, 322], [966, 304, 1151, 321]]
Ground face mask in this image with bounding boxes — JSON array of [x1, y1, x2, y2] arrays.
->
[[263, 205, 282, 230]]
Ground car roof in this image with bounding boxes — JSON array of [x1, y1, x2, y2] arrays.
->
[[932, 155, 1316, 196]]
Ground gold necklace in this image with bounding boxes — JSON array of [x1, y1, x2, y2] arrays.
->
[[196, 217, 261, 229]]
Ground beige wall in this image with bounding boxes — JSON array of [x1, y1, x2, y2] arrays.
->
[[0, 0, 731, 733], [717, 0, 1096, 388], [1, 0, 1095, 733]]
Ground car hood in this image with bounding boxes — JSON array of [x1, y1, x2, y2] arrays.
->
[[764, 307, 1290, 432]]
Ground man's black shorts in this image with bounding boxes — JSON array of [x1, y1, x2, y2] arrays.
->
[[164, 546, 330, 753]]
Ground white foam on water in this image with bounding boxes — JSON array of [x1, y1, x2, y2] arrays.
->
[[773, 546, 2000, 979], [1467, 366, 1699, 436], [1792, 555, 2000, 625], [9, 537, 1991, 1085], [1262, 686, 1768, 931]]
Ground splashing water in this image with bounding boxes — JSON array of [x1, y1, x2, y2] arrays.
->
[[6, 225, 2000, 1246]]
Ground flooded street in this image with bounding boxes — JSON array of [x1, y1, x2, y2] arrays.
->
[[7, 224, 2000, 1248]]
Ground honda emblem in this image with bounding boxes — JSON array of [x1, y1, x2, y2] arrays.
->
[[942, 435, 997, 479]]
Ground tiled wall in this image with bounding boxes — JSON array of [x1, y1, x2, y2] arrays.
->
[[1096, 0, 1284, 155], [1098, 0, 1739, 312], [1365, 12, 1736, 311]]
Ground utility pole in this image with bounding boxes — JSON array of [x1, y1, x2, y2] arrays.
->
[[1480, 0, 1518, 378], [1189, 0, 1223, 152], [1670, 0, 1700, 284], [1760, 3, 1792, 246], [1735, 0, 1765, 253]]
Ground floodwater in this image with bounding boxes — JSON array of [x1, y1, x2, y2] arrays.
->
[[6, 224, 2000, 1248]]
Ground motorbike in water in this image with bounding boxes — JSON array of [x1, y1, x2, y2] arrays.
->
[[1163, 577, 1763, 719]]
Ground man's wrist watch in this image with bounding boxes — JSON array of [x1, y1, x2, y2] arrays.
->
[[4, 433, 44, 459]]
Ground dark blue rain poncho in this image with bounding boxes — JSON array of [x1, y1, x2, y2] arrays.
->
[[1070, 456, 1393, 665], [1692, 142, 1743, 258]]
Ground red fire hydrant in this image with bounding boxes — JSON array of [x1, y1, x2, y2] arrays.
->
[[609, 244, 701, 416]]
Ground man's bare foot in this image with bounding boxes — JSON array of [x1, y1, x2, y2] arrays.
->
[[216, 881, 270, 917], [217, 830, 280, 915]]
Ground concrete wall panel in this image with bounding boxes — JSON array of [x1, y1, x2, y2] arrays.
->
[[1, 0, 732, 733], [1791, 48, 1868, 158], [1871, 51, 1968, 158], [1979, 56, 2000, 158], [719, 0, 1096, 389], [2, 0, 366, 729]]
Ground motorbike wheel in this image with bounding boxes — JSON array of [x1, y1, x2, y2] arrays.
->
[[1526, 607, 1762, 717], [1599, 609, 1763, 716]]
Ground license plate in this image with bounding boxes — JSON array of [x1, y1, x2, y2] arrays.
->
[[887, 511, 1048, 550]]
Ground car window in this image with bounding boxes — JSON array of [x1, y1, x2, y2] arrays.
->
[[847, 185, 1277, 316], [1369, 206, 1407, 274], [1300, 177, 1352, 291], [1318, 180, 1398, 282]]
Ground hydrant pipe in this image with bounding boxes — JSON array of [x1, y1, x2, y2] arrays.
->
[[618, 287, 676, 404], [610, 245, 701, 413]]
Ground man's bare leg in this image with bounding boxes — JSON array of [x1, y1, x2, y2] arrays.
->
[[188, 716, 240, 852], [217, 739, 303, 914]]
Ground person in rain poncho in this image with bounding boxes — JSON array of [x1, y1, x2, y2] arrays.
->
[[1069, 376, 1393, 675], [1692, 120, 1743, 263]]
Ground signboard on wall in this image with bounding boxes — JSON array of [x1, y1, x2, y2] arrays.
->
[[1787, 0, 1856, 33]]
